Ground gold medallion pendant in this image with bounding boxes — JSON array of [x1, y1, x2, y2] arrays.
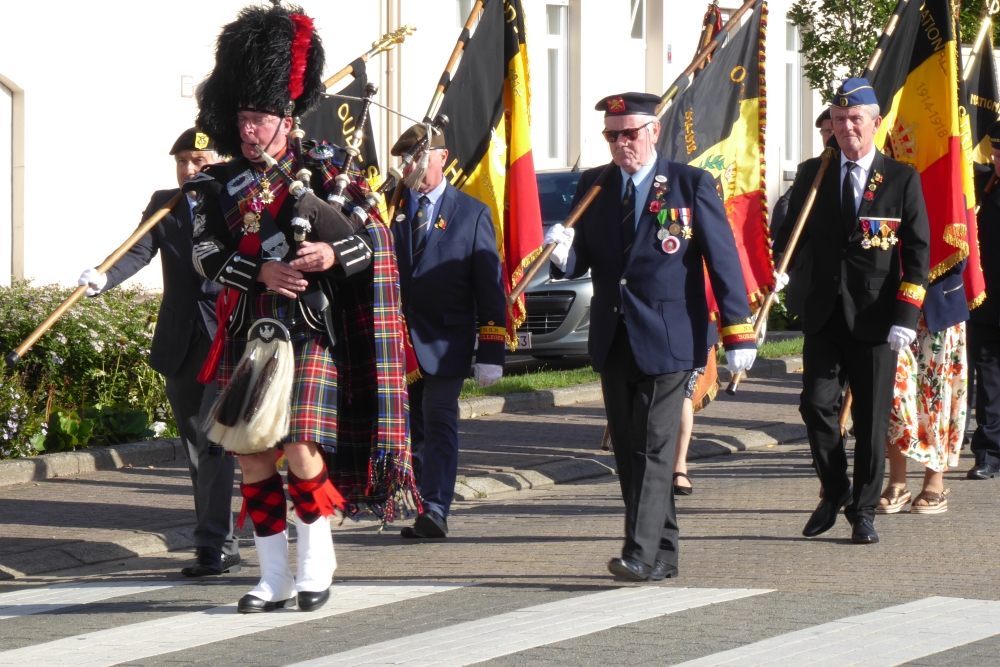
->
[[243, 211, 261, 234]]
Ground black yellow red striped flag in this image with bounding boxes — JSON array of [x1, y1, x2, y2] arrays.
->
[[865, 0, 984, 307], [437, 0, 544, 349], [964, 15, 1000, 165], [657, 0, 772, 317]]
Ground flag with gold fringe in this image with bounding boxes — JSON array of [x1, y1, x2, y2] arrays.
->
[[657, 0, 772, 319], [865, 0, 985, 308], [963, 13, 1000, 166], [437, 0, 544, 350]]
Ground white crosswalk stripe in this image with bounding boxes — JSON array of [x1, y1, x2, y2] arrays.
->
[[288, 586, 772, 667], [673, 596, 1000, 667], [0, 580, 187, 620], [0, 582, 463, 667]]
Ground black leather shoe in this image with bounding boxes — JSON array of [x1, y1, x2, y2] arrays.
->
[[650, 560, 678, 581], [967, 463, 1000, 480], [181, 548, 242, 577], [803, 487, 852, 538], [851, 517, 879, 544], [237, 594, 295, 613], [297, 588, 330, 612], [608, 557, 653, 581], [400, 511, 449, 539]]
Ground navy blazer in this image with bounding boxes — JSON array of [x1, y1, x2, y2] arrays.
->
[[104, 189, 221, 377], [973, 164, 1000, 326], [555, 157, 754, 375], [391, 183, 507, 377]]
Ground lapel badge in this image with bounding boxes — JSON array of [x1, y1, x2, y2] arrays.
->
[[434, 216, 447, 230], [662, 235, 681, 254], [649, 200, 662, 213], [863, 191, 875, 201], [874, 172, 883, 183], [654, 174, 667, 183], [395, 213, 406, 223]]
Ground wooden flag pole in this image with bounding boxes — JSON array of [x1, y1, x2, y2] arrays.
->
[[423, 0, 486, 123], [5, 193, 183, 368], [725, 0, 905, 394], [507, 0, 759, 306]]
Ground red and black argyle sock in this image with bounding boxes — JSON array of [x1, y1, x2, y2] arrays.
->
[[287, 467, 346, 525], [239, 473, 288, 537]]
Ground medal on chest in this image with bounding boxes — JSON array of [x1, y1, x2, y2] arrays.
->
[[239, 171, 276, 234]]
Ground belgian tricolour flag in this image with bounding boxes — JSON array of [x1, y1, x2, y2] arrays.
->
[[866, 0, 984, 307], [657, 0, 772, 317], [963, 15, 1000, 165], [438, 0, 544, 349]]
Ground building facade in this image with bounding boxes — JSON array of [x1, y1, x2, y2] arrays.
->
[[0, 0, 829, 289]]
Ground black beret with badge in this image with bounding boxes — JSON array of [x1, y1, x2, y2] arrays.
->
[[595, 92, 662, 117], [814, 108, 831, 128], [391, 123, 447, 157], [170, 128, 215, 155], [987, 120, 1000, 146]]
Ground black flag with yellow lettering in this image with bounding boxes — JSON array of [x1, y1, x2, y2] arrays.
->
[[964, 18, 1000, 165], [300, 57, 381, 185]]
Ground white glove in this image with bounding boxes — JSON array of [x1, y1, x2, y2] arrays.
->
[[773, 271, 789, 294], [887, 325, 917, 351], [544, 224, 575, 272], [78, 268, 107, 297], [726, 348, 757, 375], [474, 363, 503, 388]]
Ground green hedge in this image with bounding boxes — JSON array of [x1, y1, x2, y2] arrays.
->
[[0, 280, 174, 460]]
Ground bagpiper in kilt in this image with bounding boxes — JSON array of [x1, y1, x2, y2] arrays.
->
[[187, 2, 415, 616]]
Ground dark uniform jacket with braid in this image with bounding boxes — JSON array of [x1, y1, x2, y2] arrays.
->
[[773, 150, 930, 341], [553, 156, 755, 375], [186, 143, 376, 336]]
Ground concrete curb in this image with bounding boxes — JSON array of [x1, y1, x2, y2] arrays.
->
[[0, 439, 185, 489], [459, 382, 603, 419]]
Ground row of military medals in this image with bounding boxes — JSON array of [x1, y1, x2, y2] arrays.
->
[[858, 171, 896, 250], [648, 175, 691, 255], [242, 171, 275, 234]]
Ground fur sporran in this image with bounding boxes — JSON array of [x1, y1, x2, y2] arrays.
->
[[205, 318, 294, 454]]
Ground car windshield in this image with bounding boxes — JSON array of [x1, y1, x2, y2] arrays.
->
[[536, 171, 581, 228]]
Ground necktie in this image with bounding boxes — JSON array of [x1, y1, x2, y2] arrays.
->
[[621, 178, 636, 259], [842, 162, 858, 230], [412, 195, 432, 259]]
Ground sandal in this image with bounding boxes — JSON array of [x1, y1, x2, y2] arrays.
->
[[673, 472, 693, 496], [910, 488, 949, 514], [875, 485, 911, 514]]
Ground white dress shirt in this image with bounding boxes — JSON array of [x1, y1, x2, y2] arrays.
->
[[620, 152, 659, 230], [839, 145, 877, 214]]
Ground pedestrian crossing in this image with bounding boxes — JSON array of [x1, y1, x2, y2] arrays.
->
[[2, 580, 1000, 666]]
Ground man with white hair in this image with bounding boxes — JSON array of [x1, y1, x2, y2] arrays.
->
[[772, 78, 930, 545], [545, 91, 757, 581], [77, 128, 240, 577]]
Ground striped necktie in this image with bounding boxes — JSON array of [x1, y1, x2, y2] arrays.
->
[[412, 195, 432, 259], [621, 178, 636, 258]]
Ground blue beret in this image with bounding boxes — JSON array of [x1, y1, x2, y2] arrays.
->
[[833, 78, 878, 109], [595, 92, 661, 117]]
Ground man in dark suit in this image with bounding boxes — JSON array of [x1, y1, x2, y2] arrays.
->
[[390, 124, 507, 540], [546, 92, 757, 581], [77, 128, 239, 576], [773, 79, 930, 544], [968, 124, 1000, 480]]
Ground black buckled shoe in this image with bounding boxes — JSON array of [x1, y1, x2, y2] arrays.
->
[[181, 548, 242, 577], [608, 557, 653, 581], [237, 594, 296, 613], [967, 463, 1000, 480], [803, 487, 852, 538], [851, 517, 879, 544], [650, 560, 678, 581], [297, 588, 331, 612], [400, 510, 449, 539]]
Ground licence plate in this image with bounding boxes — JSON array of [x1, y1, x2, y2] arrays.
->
[[516, 331, 532, 350]]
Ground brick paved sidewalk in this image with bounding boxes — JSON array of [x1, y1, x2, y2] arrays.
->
[[0, 377, 806, 578]]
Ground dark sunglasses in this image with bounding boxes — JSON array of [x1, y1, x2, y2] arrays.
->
[[602, 123, 652, 143]]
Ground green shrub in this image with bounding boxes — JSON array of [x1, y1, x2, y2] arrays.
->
[[0, 280, 173, 459]]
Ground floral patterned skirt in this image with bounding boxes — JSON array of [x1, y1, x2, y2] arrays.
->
[[887, 315, 967, 473]]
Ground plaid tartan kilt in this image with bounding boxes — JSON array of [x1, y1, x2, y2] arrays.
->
[[216, 292, 349, 450]]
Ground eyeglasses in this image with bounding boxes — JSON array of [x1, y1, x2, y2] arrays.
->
[[602, 123, 652, 143], [237, 113, 278, 128]]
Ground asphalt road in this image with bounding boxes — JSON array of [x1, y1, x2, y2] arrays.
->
[[2, 439, 998, 667]]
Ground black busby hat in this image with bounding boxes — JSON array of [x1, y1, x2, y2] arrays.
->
[[595, 92, 661, 117], [390, 124, 447, 157], [170, 128, 215, 155], [196, 3, 326, 158]]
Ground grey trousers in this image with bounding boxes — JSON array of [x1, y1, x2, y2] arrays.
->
[[165, 333, 238, 556], [602, 321, 688, 569]]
